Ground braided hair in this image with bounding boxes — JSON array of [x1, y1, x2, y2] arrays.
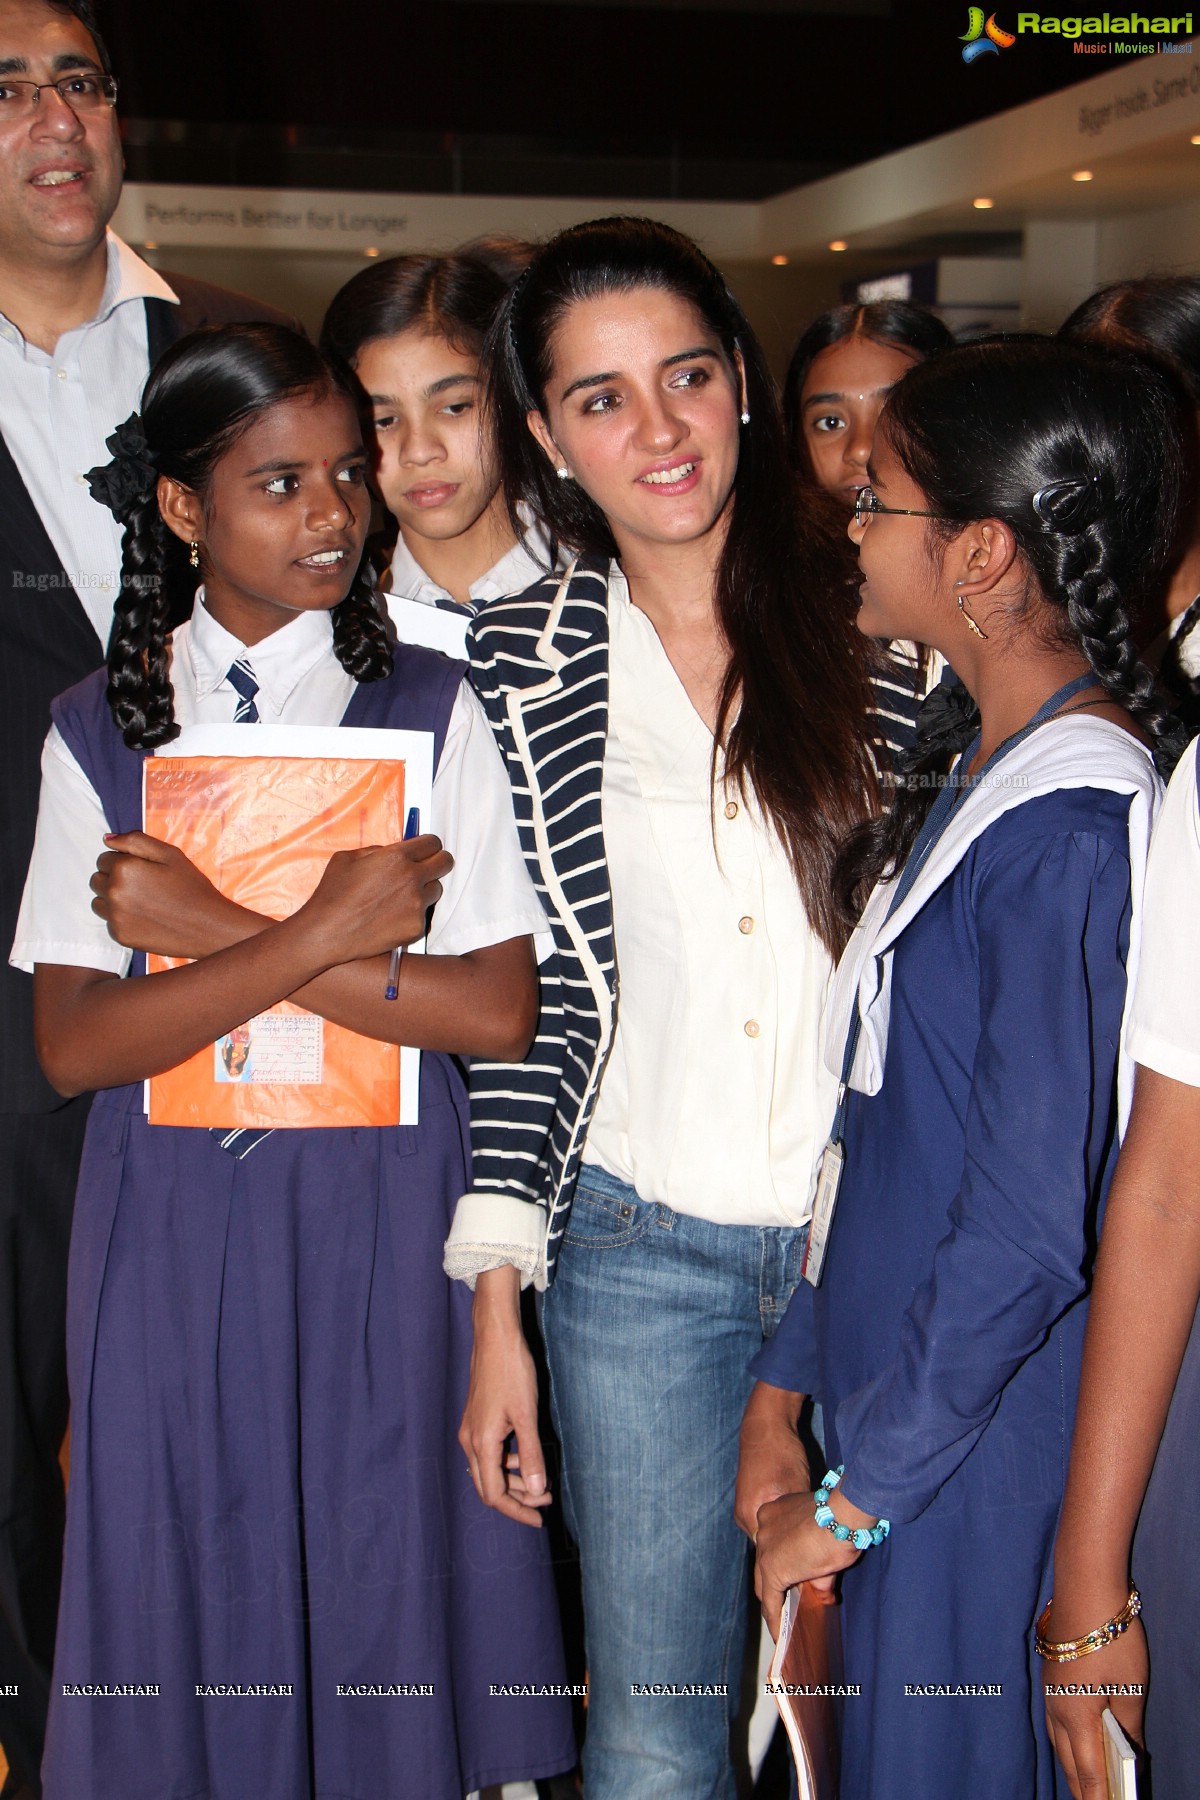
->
[[1061, 274, 1200, 736], [88, 323, 390, 750], [836, 336, 1192, 918]]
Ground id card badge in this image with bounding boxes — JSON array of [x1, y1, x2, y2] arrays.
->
[[802, 1139, 844, 1288]]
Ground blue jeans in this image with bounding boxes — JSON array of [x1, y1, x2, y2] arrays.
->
[[541, 1164, 806, 1800]]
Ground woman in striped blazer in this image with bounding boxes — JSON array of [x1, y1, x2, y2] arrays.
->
[[444, 218, 880, 1800]]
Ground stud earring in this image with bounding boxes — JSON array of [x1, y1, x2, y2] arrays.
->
[[188, 541, 200, 569], [740, 411, 750, 426], [957, 591, 988, 640], [556, 466, 572, 481]]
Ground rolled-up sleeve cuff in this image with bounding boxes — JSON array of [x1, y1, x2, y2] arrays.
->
[[443, 1191, 548, 1292]]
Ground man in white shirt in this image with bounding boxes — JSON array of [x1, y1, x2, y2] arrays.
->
[[0, 4, 292, 1792]]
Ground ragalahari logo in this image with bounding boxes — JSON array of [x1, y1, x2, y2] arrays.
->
[[961, 8, 1017, 58]]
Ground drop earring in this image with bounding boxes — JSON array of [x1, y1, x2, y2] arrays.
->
[[188, 541, 201, 569], [956, 588, 987, 640]]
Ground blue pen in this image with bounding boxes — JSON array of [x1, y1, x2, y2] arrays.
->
[[384, 806, 422, 1000]]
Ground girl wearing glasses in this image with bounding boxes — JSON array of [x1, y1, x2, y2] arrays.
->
[[320, 239, 550, 657], [448, 216, 880, 1799], [745, 338, 1189, 1799]]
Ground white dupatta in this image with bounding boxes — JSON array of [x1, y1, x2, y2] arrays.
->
[[824, 716, 1163, 1138]]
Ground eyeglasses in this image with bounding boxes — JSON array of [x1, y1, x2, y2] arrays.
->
[[0, 73, 118, 120], [853, 484, 951, 528]]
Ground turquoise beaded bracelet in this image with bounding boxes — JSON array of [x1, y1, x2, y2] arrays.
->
[[813, 1466, 891, 1551]]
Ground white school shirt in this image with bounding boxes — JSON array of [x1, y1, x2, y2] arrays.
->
[[583, 569, 838, 1229], [11, 593, 550, 977], [0, 231, 178, 647], [825, 716, 1160, 1140], [382, 526, 551, 658], [1127, 735, 1200, 1087]]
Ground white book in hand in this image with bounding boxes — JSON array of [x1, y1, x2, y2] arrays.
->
[[1102, 1707, 1138, 1800]]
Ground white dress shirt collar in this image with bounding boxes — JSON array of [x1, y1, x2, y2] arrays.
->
[[97, 230, 178, 321], [0, 231, 177, 353], [187, 588, 336, 714]]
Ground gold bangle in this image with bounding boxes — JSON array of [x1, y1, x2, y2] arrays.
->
[[1035, 1587, 1141, 1663]]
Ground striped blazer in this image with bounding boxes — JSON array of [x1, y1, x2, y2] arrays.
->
[[441, 555, 939, 1290], [444, 556, 616, 1291]]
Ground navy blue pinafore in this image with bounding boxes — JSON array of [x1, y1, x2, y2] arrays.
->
[[41, 648, 573, 1799]]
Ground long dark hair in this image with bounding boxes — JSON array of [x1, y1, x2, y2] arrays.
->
[[320, 237, 533, 369], [1061, 275, 1200, 718], [836, 337, 1191, 918], [485, 214, 879, 955], [92, 323, 390, 750], [1061, 275, 1200, 404], [783, 300, 953, 478]]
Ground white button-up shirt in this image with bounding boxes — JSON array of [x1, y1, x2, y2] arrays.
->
[[584, 570, 838, 1228], [0, 231, 178, 648]]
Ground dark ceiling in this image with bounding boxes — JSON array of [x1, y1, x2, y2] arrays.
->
[[102, 0, 1168, 200]]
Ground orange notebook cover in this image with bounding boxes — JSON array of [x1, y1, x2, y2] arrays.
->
[[144, 754, 407, 1130], [767, 1584, 843, 1800]]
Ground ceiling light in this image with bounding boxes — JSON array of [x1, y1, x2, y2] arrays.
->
[[143, 240, 158, 250], [972, 197, 995, 210], [828, 239, 848, 253], [1192, 133, 1200, 145], [771, 253, 789, 266], [1072, 169, 1094, 182]]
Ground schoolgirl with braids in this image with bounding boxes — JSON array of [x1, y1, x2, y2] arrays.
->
[[12, 323, 574, 1798], [745, 338, 1191, 1800]]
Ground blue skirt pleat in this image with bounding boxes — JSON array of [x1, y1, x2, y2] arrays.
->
[[43, 1061, 573, 1799]]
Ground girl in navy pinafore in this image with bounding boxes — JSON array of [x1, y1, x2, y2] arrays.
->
[[13, 326, 573, 1799]]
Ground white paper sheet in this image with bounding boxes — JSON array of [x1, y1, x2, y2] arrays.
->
[[382, 593, 471, 659]]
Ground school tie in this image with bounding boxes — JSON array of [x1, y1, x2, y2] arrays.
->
[[211, 656, 272, 1159], [226, 656, 260, 723]]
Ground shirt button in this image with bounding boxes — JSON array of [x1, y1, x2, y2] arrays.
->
[[56, 368, 68, 381], [738, 915, 755, 935], [75, 471, 88, 485], [724, 800, 738, 820], [744, 1019, 760, 1038]]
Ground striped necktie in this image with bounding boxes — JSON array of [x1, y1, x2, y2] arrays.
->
[[211, 655, 270, 1159], [226, 656, 260, 723]]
